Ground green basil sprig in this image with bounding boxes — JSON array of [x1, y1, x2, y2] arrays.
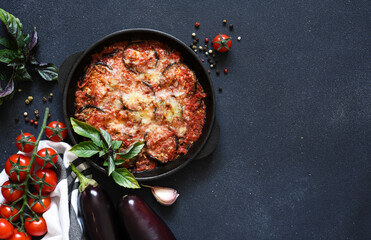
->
[[69, 118, 144, 189], [0, 8, 58, 105]]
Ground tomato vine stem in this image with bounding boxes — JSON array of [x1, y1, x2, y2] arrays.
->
[[14, 107, 50, 230]]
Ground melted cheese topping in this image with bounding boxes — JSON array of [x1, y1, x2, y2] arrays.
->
[[75, 40, 206, 172]]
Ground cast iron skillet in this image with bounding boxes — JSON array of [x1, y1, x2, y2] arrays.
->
[[59, 28, 219, 181]]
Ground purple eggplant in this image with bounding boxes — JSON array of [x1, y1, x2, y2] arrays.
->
[[118, 195, 176, 240], [70, 163, 125, 240]]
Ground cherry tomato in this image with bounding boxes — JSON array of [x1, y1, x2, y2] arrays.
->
[[28, 194, 51, 214], [24, 217, 47, 237], [5, 154, 33, 182], [0, 218, 14, 239], [35, 148, 58, 169], [7, 227, 31, 240], [45, 121, 67, 142], [1, 181, 25, 202], [0, 203, 20, 221], [33, 169, 58, 194], [15, 132, 36, 153], [212, 34, 232, 53]]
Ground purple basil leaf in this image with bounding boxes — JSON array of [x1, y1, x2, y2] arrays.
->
[[0, 77, 14, 97], [28, 26, 38, 52]]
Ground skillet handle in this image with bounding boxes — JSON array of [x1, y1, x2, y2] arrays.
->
[[58, 51, 84, 92], [195, 120, 220, 160]]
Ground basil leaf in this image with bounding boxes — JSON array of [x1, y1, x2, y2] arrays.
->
[[0, 77, 14, 98], [70, 118, 102, 146], [99, 150, 106, 158], [37, 63, 58, 81], [111, 140, 122, 151], [100, 129, 112, 148], [0, 8, 25, 49], [0, 37, 15, 49], [0, 49, 16, 64], [111, 169, 140, 189], [107, 155, 115, 176], [117, 141, 144, 160], [28, 26, 38, 52], [15, 64, 31, 82], [69, 141, 100, 158]]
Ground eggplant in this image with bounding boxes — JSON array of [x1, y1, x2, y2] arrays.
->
[[70, 163, 126, 240], [118, 195, 176, 240]]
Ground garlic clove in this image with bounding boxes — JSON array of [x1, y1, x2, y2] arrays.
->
[[143, 185, 179, 206]]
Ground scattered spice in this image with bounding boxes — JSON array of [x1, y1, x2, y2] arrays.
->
[[18, 89, 22, 92], [237, 36, 241, 41], [34, 121, 38, 126], [25, 99, 30, 104], [192, 32, 196, 37], [216, 70, 220, 75], [48, 113, 51, 118], [210, 64, 214, 68], [205, 52, 208, 56], [224, 68, 228, 74], [208, 50, 213, 54], [35, 114, 40, 119], [34, 110, 39, 114], [194, 49, 197, 53], [24, 112, 28, 117], [49, 93, 53, 97], [28, 96, 33, 101], [199, 46, 203, 51], [30, 119, 34, 124], [195, 22, 200, 28], [25, 117, 29, 122], [205, 38, 209, 43], [207, 70, 211, 75], [229, 24, 234, 30], [201, 59, 204, 62], [223, 19, 227, 24], [15, 117, 19, 123], [218, 87, 223, 93], [43, 96, 47, 102]]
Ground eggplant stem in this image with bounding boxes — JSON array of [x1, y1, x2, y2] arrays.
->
[[69, 162, 98, 192]]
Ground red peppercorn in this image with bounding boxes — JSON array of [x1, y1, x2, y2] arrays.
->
[[205, 38, 209, 43], [34, 121, 38, 126], [224, 68, 228, 74], [201, 59, 205, 62], [30, 119, 34, 124], [195, 22, 200, 28]]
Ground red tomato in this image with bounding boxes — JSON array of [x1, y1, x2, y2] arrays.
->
[[15, 132, 36, 153], [24, 217, 47, 237], [1, 181, 25, 202], [28, 195, 51, 214], [33, 169, 58, 194], [212, 34, 232, 53], [5, 154, 33, 182], [45, 121, 67, 142], [0, 203, 20, 221], [0, 218, 14, 239], [35, 148, 58, 169], [7, 227, 31, 240]]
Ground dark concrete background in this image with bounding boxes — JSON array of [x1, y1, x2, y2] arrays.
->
[[0, 1, 370, 239]]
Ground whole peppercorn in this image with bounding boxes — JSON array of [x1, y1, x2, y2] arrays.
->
[[195, 22, 200, 28], [192, 32, 196, 37], [218, 87, 223, 93], [229, 24, 233, 30], [216, 70, 220, 75], [224, 68, 228, 74], [25, 117, 29, 123], [25, 99, 30, 104], [205, 38, 209, 43], [34, 121, 38, 126], [222, 19, 227, 24], [43, 97, 47, 102], [30, 119, 34, 124]]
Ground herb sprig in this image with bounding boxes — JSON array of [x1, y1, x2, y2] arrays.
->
[[69, 118, 144, 189], [0, 8, 58, 105]]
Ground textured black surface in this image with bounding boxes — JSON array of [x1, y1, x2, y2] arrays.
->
[[0, 1, 370, 239]]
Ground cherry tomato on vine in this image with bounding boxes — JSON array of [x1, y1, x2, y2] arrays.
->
[[33, 169, 58, 194], [24, 217, 47, 237], [7, 227, 31, 240], [212, 34, 232, 53], [45, 121, 67, 142], [0, 203, 20, 221], [0, 218, 14, 239], [35, 148, 58, 169], [28, 194, 51, 214], [1, 180, 25, 202], [15, 132, 36, 153], [5, 154, 33, 182]]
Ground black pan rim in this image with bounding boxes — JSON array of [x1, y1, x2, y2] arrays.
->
[[62, 28, 216, 181]]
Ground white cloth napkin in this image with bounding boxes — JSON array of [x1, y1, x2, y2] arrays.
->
[[0, 140, 89, 240]]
